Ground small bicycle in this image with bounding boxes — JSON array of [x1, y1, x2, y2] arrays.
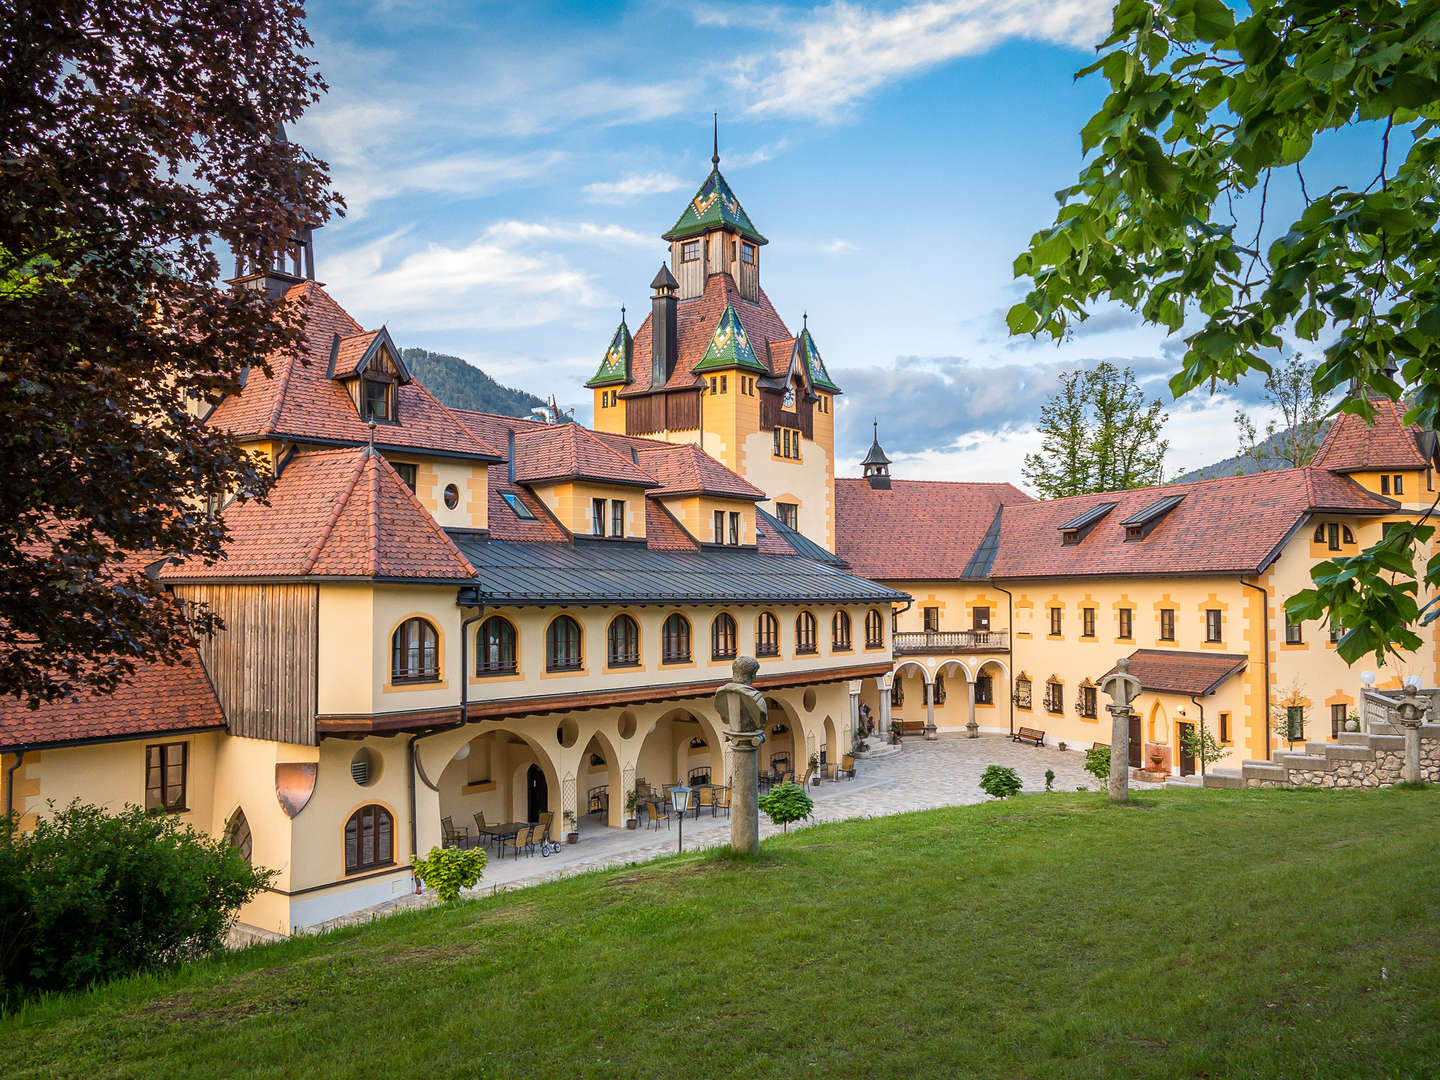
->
[[536, 832, 561, 857]]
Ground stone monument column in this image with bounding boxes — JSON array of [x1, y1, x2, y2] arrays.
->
[[966, 678, 979, 739], [715, 657, 767, 855], [1100, 658, 1142, 804], [879, 678, 893, 738], [1395, 687, 1427, 785]]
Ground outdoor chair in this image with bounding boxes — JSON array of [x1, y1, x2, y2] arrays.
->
[[440, 816, 470, 850], [780, 771, 794, 786], [697, 786, 716, 816], [502, 825, 533, 859], [649, 799, 670, 830], [714, 787, 732, 818], [536, 810, 554, 837], [839, 754, 856, 780]]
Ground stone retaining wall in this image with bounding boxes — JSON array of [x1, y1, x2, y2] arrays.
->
[[1238, 726, 1439, 789]]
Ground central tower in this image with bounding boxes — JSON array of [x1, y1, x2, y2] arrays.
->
[[586, 123, 842, 551]]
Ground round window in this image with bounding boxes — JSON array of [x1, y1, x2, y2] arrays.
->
[[443, 483, 460, 510]]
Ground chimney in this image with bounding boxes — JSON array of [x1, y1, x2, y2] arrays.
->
[[650, 263, 679, 386]]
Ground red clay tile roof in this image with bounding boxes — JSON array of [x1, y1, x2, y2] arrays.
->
[[330, 329, 383, 378], [835, 479, 1032, 579], [622, 273, 793, 396], [448, 411, 581, 542], [206, 282, 500, 460], [1106, 649, 1248, 696], [1311, 398, 1429, 473], [512, 424, 658, 488], [987, 467, 1394, 579], [645, 500, 701, 551], [160, 447, 474, 581], [0, 649, 224, 749], [634, 443, 764, 500]]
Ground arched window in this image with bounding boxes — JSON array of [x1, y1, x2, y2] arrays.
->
[[344, 804, 394, 873], [865, 608, 884, 649], [662, 613, 692, 663], [711, 613, 738, 661], [795, 611, 817, 654], [755, 612, 780, 657], [976, 673, 994, 705], [608, 614, 640, 668], [832, 610, 852, 651], [476, 616, 516, 676], [391, 617, 439, 683], [934, 673, 947, 705], [546, 615, 583, 672], [224, 808, 252, 865]]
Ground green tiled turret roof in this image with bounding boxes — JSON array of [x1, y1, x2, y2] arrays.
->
[[693, 304, 769, 375], [797, 326, 840, 393], [585, 316, 632, 387], [663, 169, 767, 246]]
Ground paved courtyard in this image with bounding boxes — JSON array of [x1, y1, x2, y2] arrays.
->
[[303, 734, 1094, 935]]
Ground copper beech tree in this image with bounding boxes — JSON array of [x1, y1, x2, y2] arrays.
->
[[0, 0, 342, 706]]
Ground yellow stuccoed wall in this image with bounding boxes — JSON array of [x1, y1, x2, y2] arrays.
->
[[658, 494, 756, 546], [383, 456, 488, 531], [739, 429, 833, 551], [529, 480, 648, 539]]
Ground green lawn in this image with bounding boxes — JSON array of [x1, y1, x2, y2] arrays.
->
[[4, 788, 1439, 1079]]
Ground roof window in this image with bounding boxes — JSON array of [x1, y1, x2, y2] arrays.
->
[[1120, 494, 1184, 541], [501, 492, 537, 522], [1058, 501, 1117, 545]]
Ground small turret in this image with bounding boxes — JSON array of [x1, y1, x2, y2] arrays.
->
[[862, 421, 892, 489], [650, 264, 679, 387]]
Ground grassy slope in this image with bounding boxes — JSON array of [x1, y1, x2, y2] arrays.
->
[[4, 789, 1438, 1079]]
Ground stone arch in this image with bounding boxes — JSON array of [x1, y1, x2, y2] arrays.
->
[[1149, 699, 1168, 745], [822, 715, 838, 767], [432, 724, 564, 844], [639, 705, 726, 792], [762, 693, 805, 777], [578, 726, 624, 828]]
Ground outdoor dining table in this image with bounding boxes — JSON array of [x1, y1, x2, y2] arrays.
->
[[479, 821, 526, 851]]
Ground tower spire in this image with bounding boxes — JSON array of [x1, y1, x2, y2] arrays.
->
[[862, 419, 892, 489], [712, 112, 720, 168]]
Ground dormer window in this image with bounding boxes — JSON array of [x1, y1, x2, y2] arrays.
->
[[363, 378, 394, 422], [1120, 494, 1184, 541], [1059, 502, 1117, 545], [682, 240, 700, 262]]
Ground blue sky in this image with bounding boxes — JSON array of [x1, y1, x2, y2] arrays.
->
[[294, 0, 1328, 485]]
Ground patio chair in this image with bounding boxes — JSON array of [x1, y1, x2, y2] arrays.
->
[[780, 771, 794, 786], [839, 754, 856, 780], [801, 766, 816, 788], [714, 787, 732, 818], [440, 816, 470, 850], [649, 798, 670, 830], [502, 824, 533, 859], [697, 786, 716, 816], [473, 811, 493, 850]]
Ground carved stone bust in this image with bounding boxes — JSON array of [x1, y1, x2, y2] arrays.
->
[[714, 656, 767, 733]]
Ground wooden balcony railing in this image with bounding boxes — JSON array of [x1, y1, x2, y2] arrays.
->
[[893, 629, 1009, 654]]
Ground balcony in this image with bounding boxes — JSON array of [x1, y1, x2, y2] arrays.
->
[[893, 629, 1009, 655]]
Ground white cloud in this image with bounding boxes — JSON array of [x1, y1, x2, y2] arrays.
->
[[330, 150, 569, 219], [583, 172, 690, 204], [742, 0, 1112, 120], [821, 238, 856, 255], [482, 221, 654, 247]]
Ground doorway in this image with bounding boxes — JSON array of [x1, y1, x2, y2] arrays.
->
[[1128, 713, 1142, 768], [526, 764, 548, 822], [1177, 722, 1196, 777]]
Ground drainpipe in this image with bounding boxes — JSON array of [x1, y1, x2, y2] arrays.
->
[[991, 583, 1015, 738], [1240, 578, 1271, 760], [1188, 694, 1206, 783], [5, 747, 26, 818], [407, 605, 482, 882]]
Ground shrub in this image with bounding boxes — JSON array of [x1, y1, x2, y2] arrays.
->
[[1044, 768, 1055, 792], [0, 801, 272, 1006], [412, 846, 488, 904], [979, 766, 1022, 799], [758, 782, 813, 832], [1084, 746, 1111, 787]]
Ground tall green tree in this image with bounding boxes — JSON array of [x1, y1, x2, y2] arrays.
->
[[1234, 353, 1332, 471], [0, 0, 342, 706], [1023, 361, 1169, 498], [1008, 0, 1440, 664]]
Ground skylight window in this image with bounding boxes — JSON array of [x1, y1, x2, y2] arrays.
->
[[501, 492, 537, 522]]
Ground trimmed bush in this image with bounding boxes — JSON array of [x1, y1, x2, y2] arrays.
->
[[412, 845, 488, 903], [979, 766, 1023, 799], [1084, 746, 1111, 787], [0, 801, 272, 1006], [758, 782, 814, 832]]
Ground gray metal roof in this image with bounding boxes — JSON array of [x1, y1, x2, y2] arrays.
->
[[756, 508, 846, 566], [450, 533, 907, 606]]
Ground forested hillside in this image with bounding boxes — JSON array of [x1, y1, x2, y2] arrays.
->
[[401, 348, 545, 417]]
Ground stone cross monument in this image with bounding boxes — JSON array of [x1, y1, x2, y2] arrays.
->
[[715, 656, 767, 855], [1394, 686, 1429, 785], [1100, 657, 1142, 804]]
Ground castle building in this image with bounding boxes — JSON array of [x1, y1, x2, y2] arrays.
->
[[3, 139, 1438, 935]]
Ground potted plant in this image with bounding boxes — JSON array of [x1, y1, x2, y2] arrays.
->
[[562, 809, 578, 844], [623, 789, 638, 829]]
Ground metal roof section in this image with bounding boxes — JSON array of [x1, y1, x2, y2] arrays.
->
[[756, 507, 846, 566], [450, 533, 905, 606], [1120, 493, 1185, 540], [1059, 501, 1119, 531], [962, 507, 1005, 578]]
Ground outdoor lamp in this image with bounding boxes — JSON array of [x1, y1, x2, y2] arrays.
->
[[670, 785, 693, 854], [453, 742, 470, 760], [1405, 674, 1423, 691], [1361, 670, 1377, 688]]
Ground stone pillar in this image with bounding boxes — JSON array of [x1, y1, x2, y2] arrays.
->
[[879, 681, 892, 737], [1395, 690, 1427, 785], [723, 728, 764, 854], [924, 681, 937, 740], [848, 687, 861, 749], [1100, 658, 1141, 805], [966, 679, 979, 739]]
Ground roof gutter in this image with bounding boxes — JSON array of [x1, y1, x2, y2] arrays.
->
[[1240, 577, 1271, 760], [1188, 694, 1206, 783]]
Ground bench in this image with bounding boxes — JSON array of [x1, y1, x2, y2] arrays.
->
[[894, 719, 926, 736], [1090, 742, 1108, 752], [1013, 726, 1046, 747]]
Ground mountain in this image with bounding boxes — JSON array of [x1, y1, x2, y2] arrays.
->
[[401, 348, 547, 418], [1171, 421, 1333, 483]]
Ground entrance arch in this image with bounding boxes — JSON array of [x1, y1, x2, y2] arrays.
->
[[525, 764, 548, 822], [579, 728, 623, 827], [433, 726, 562, 844]]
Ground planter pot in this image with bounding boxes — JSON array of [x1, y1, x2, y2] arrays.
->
[[625, 818, 637, 830], [565, 832, 579, 845]]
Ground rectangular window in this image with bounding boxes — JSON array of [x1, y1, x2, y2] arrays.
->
[[1080, 685, 1097, 718], [741, 242, 756, 265], [1329, 621, 1343, 644], [1159, 609, 1175, 641], [972, 606, 990, 632], [1044, 681, 1063, 714], [1205, 609, 1222, 643], [714, 510, 725, 544], [1394, 474, 1404, 494], [1081, 608, 1096, 638], [1285, 614, 1303, 645], [1049, 608, 1062, 636], [710, 376, 718, 394], [1331, 704, 1348, 737], [591, 497, 607, 537], [611, 500, 625, 540], [145, 742, 188, 813], [729, 511, 740, 546], [363, 379, 391, 421], [392, 462, 417, 493], [773, 429, 781, 456], [1286, 705, 1305, 741], [924, 607, 940, 632], [501, 492, 537, 522], [1327, 522, 1341, 551], [777, 502, 798, 530], [1381, 474, 1391, 495], [1118, 608, 1133, 639], [1219, 712, 1231, 743], [720, 375, 727, 394], [975, 674, 994, 705], [682, 240, 700, 262]]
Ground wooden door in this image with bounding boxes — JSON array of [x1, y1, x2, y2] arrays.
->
[[526, 764, 548, 823], [1177, 722, 1196, 776], [1128, 713, 1143, 768]]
